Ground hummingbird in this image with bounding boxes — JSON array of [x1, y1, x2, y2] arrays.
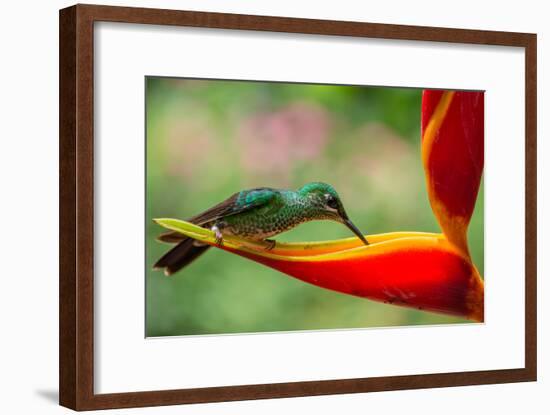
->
[[153, 182, 368, 276]]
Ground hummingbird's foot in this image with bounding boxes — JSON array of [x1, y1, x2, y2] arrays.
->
[[264, 239, 276, 251], [211, 224, 224, 246]]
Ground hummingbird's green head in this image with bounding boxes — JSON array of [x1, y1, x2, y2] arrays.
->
[[298, 182, 369, 245]]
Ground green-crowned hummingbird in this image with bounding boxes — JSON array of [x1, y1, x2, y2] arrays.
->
[[153, 182, 368, 275]]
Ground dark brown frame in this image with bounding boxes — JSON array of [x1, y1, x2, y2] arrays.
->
[[59, 3, 537, 411]]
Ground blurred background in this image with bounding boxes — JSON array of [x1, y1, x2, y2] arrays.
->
[[146, 78, 484, 337]]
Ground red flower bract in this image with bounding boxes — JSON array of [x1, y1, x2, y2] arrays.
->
[[228, 235, 483, 320], [422, 90, 484, 256]]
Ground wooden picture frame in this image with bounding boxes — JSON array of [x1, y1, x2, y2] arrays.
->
[[59, 4, 537, 410]]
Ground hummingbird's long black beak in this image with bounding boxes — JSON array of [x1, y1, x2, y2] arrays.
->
[[343, 217, 369, 245]]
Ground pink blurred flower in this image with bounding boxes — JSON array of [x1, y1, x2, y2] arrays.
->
[[238, 102, 330, 178], [165, 119, 215, 179]]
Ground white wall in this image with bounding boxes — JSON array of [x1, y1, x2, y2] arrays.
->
[[0, 0, 546, 414]]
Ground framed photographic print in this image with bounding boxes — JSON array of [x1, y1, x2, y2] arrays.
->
[[59, 4, 537, 411]]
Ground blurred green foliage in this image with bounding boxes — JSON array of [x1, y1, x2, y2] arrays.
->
[[146, 78, 484, 337]]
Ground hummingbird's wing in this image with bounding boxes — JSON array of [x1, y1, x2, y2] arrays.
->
[[188, 187, 281, 226], [156, 188, 281, 245]]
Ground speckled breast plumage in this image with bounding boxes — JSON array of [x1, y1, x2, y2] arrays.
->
[[218, 191, 331, 240]]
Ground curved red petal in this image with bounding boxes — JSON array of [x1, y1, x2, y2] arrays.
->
[[222, 237, 484, 321], [421, 90, 484, 255]]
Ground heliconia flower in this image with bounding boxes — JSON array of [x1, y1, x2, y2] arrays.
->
[[155, 90, 485, 322]]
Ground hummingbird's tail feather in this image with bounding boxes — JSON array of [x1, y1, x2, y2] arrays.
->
[[153, 237, 210, 276], [157, 230, 187, 244]]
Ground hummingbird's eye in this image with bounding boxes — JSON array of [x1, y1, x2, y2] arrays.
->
[[325, 194, 338, 209]]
